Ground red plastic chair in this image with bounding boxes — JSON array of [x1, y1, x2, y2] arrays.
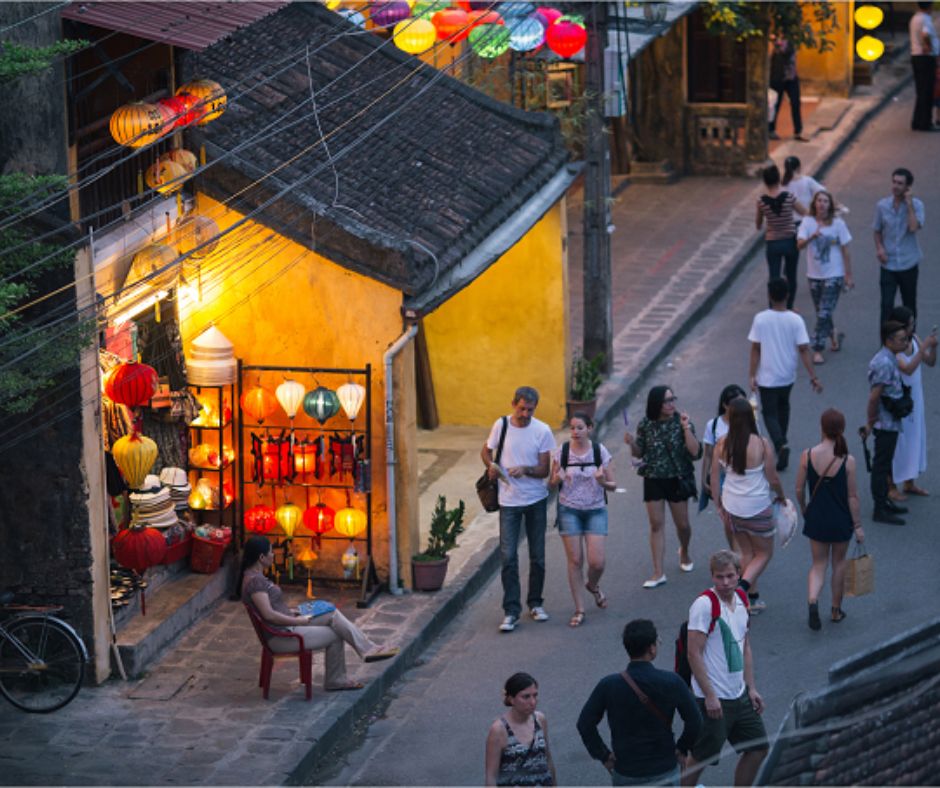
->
[[244, 602, 314, 700]]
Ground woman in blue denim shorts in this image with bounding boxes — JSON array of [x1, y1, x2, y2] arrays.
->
[[549, 413, 616, 628]]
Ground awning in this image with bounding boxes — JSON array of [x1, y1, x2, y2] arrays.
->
[[61, 1, 287, 51]]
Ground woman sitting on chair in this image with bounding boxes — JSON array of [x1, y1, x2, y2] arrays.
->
[[239, 535, 397, 691]]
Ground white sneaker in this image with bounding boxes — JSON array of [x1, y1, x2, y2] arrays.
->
[[499, 615, 519, 632], [529, 607, 550, 622]]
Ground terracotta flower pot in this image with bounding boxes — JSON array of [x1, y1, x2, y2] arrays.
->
[[566, 398, 597, 421], [411, 556, 449, 592]]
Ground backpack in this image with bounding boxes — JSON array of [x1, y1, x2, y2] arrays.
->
[[559, 441, 607, 502], [675, 588, 749, 686]]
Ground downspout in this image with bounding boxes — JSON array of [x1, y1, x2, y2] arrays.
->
[[384, 323, 419, 595]]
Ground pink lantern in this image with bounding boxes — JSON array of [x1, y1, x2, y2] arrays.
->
[[545, 15, 586, 58], [535, 6, 562, 28]]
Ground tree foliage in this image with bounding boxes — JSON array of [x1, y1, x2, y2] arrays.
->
[[0, 40, 86, 84], [702, 1, 839, 53]]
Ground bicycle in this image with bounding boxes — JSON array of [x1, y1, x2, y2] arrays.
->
[[0, 591, 88, 713]]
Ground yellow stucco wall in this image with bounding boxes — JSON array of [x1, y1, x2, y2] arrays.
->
[[422, 202, 568, 428], [797, 2, 855, 97], [177, 194, 406, 579]]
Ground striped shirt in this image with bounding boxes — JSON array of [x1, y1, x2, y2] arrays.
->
[[758, 191, 797, 240]]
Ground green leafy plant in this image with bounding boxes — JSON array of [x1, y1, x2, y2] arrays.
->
[[414, 496, 466, 561], [701, 1, 839, 53], [570, 353, 605, 401]]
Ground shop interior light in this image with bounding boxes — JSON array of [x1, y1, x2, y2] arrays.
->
[[112, 290, 169, 326]]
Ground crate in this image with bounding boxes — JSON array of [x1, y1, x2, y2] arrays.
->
[[161, 534, 193, 565], [190, 535, 228, 574]]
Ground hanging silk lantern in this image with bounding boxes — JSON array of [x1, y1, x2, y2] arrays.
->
[[854, 5, 884, 30], [502, 2, 535, 18], [297, 544, 318, 569], [113, 524, 167, 574], [195, 477, 218, 509], [454, 8, 502, 41], [534, 6, 562, 28], [112, 432, 158, 490], [294, 442, 317, 478], [457, 0, 496, 10], [394, 18, 437, 54], [336, 382, 366, 421], [245, 505, 277, 534], [276, 379, 306, 420], [241, 385, 278, 424], [303, 386, 340, 424], [157, 93, 199, 129], [371, 1, 411, 27], [470, 23, 511, 58], [110, 102, 165, 148], [176, 79, 226, 125], [508, 14, 545, 51], [263, 440, 291, 482], [175, 215, 220, 259], [412, 0, 446, 20], [341, 543, 360, 579], [545, 15, 586, 58], [334, 503, 367, 538], [105, 362, 159, 408], [276, 502, 303, 538], [303, 502, 335, 534], [432, 7, 468, 40], [855, 35, 884, 62], [159, 148, 198, 174], [145, 159, 188, 195]]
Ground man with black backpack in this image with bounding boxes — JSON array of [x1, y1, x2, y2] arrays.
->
[[680, 551, 767, 786]]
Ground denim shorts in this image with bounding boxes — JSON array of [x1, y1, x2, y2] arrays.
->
[[557, 504, 608, 536]]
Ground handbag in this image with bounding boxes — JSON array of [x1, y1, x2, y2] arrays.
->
[[881, 383, 914, 419], [844, 543, 874, 597], [475, 417, 508, 513]]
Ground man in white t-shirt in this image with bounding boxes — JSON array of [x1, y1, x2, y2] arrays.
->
[[481, 386, 555, 632], [681, 551, 767, 787], [748, 278, 822, 471]]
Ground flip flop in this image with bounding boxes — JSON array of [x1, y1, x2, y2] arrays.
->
[[569, 611, 585, 628], [903, 483, 929, 497], [585, 583, 608, 609], [325, 681, 365, 692], [830, 331, 845, 352], [831, 608, 847, 623]]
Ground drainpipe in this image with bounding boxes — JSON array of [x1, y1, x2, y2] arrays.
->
[[384, 323, 419, 595]]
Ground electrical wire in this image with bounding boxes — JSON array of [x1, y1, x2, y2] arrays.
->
[[0, 1, 69, 35]]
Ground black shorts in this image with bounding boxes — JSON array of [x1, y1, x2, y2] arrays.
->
[[643, 477, 688, 503]]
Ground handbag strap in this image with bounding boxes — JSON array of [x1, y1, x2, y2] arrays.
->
[[620, 670, 671, 729], [494, 416, 508, 465], [808, 450, 840, 504]]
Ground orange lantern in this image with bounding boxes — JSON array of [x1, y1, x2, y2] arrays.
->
[[110, 102, 165, 148], [159, 148, 198, 174], [241, 386, 278, 424], [145, 159, 188, 195], [176, 79, 226, 125], [294, 442, 317, 479]]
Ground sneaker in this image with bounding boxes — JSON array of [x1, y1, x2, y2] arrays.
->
[[882, 499, 908, 514], [499, 615, 519, 632], [776, 446, 790, 472], [768, 131, 780, 140], [529, 607, 550, 622], [749, 600, 767, 615]]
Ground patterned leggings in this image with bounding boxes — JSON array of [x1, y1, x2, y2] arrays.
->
[[809, 277, 844, 352]]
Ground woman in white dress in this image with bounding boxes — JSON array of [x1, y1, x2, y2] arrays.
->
[[888, 306, 938, 500], [782, 156, 823, 223]]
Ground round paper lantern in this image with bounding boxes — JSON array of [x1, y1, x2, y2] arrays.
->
[[276, 502, 303, 538], [457, 0, 496, 10], [534, 6, 562, 28], [159, 148, 198, 174], [112, 432, 158, 490], [856, 35, 884, 62], [412, 0, 444, 20], [303, 387, 340, 424], [241, 385, 278, 424], [336, 382, 366, 421], [371, 1, 411, 27], [394, 17, 437, 53], [432, 7, 468, 39], [188, 487, 207, 510], [303, 502, 335, 534], [110, 102, 165, 148], [454, 8, 502, 41], [854, 5, 884, 30], [157, 93, 199, 129], [546, 15, 586, 58], [470, 23, 511, 58], [175, 215, 220, 259], [176, 79, 226, 125], [508, 14, 545, 51], [276, 379, 306, 419], [113, 525, 167, 573], [245, 503, 277, 534], [502, 2, 535, 18], [145, 159, 188, 195], [334, 504, 367, 538], [105, 362, 158, 408]]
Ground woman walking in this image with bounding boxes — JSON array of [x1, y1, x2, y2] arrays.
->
[[712, 399, 785, 614], [797, 190, 854, 365], [782, 156, 823, 220], [549, 413, 616, 628], [624, 385, 700, 588], [485, 672, 557, 786], [795, 409, 864, 630], [756, 164, 807, 309]]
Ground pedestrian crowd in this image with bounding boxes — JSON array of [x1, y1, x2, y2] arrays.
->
[[479, 157, 934, 786]]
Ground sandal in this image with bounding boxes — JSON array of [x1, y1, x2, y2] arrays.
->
[[830, 331, 845, 352], [831, 607, 847, 623], [812, 352, 825, 365], [325, 681, 365, 692], [364, 647, 399, 663], [903, 482, 929, 497], [585, 583, 608, 609], [569, 611, 585, 628]]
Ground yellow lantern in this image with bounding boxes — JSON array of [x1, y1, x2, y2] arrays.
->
[[336, 381, 366, 421], [145, 159, 188, 195], [159, 148, 198, 174], [195, 477, 218, 509], [393, 17, 437, 54], [174, 215, 220, 259], [177, 79, 226, 125], [188, 487, 207, 510], [855, 35, 884, 62], [112, 432, 158, 490], [854, 5, 884, 30], [110, 102, 166, 148], [276, 502, 303, 538], [334, 505, 367, 538], [276, 379, 306, 420]]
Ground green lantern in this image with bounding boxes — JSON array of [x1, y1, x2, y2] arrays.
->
[[303, 386, 341, 425], [469, 24, 511, 59], [412, 0, 447, 20]]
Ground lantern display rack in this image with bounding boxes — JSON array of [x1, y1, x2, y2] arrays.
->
[[237, 362, 380, 607], [187, 383, 236, 529]]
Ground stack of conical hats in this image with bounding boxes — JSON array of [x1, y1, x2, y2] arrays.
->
[[187, 325, 236, 386]]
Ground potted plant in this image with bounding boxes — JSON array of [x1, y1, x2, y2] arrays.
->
[[412, 496, 465, 592], [567, 352, 605, 420]]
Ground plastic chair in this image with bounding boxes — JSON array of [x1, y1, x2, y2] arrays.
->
[[244, 602, 314, 700]]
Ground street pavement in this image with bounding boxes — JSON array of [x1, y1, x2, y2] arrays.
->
[[309, 85, 940, 786]]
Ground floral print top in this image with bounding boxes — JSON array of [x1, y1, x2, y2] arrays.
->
[[634, 414, 700, 479]]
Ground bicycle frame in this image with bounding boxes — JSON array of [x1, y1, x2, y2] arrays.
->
[[0, 613, 89, 669]]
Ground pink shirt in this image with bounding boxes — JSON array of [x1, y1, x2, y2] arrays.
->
[[554, 442, 612, 510]]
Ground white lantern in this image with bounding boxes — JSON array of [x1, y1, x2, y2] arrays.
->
[[276, 379, 306, 419], [337, 382, 366, 421]]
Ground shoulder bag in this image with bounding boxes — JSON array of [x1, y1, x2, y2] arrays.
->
[[475, 417, 508, 512], [620, 671, 671, 730]]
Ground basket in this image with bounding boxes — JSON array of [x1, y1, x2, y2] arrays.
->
[[190, 535, 227, 574], [161, 534, 193, 565]]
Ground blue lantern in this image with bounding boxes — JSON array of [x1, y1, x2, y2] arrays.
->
[[502, 2, 536, 19], [303, 387, 341, 425], [508, 14, 545, 52]]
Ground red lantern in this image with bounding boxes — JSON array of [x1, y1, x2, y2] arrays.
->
[[545, 16, 586, 58], [535, 6, 562, 28], [223, 479, 235, 508], [240, 386, 278, 424], [453, 9, 503, 41], [303, 502, 335, 548], [245, 505, 277, 534], [294, 442, 317, 480], [113, 525, 167, 574], [432, 7, 468, 40], [262, 440, 291, 482], [104, 362, 158, 408], [157, 93, 199, 130]]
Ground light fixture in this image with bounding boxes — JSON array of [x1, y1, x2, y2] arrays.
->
[[854, 5, 884, 30], [112, 290, 169, 326], [856, 35, 885, 62]]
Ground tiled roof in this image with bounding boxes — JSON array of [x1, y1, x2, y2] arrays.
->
[[181, 2, 570, 297], [758, 618, 940, 785]]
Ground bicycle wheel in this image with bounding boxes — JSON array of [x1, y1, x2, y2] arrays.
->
[[0, 616, 85, 713]]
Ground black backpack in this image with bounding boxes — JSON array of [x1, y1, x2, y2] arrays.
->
[[559, 441, 606, 502], [675, 588, 749, 686]]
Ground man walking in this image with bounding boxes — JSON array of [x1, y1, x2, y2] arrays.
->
[[768, 33, 807, 142], [682, 551, 767, 787], [863, 321, 913, 525], [910, 2, 939, 131], [874, 168, 926, 323], [748, 278, 822, 471], [578, 619, 702, 786], [482, 386, 554, 632]]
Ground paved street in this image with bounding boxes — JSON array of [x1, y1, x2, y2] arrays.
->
[[308, 86, 940, 786]]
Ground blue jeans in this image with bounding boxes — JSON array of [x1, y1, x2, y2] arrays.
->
[[808, 276, 843, 351], [611, 765, 680, 786], [557, 504, 608, 536], [499, 499, 547, 617]]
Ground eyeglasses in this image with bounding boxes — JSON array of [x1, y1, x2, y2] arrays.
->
[[663, 396, 678, 404]]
